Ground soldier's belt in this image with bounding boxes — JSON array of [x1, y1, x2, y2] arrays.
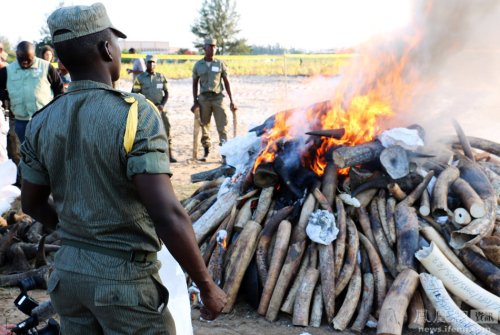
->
[[201, 91, 221, 97], [62, 239, 157, 263]]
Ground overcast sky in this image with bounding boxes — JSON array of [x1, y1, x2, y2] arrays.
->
[[0, 0, 412, 51]]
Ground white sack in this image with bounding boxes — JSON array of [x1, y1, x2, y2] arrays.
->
[[306, 209, 339, 245], [377, 128, 424, 151], [158, 246, 193, 335]]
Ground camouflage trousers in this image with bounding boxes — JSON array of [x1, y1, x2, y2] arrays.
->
[[198, 95, 228, 148], [160, 111, 172, 144], [48, 269, 176, 335]]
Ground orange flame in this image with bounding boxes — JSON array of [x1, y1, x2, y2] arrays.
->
[[221, 236, 227, 250], [254, 30, 424, 177]]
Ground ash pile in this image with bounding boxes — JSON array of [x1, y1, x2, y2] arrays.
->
[[186, 105, 500, 334]]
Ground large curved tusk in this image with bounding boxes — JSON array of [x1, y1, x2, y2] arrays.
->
[[420, 273, 495, 335], [333, 264, 362, 331], [416, 241, 500, 319]]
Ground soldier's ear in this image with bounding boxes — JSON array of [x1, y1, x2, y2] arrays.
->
[[101, 40, 113, 62]]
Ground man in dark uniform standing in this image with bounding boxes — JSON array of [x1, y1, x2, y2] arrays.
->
[[20, 3, 226, 334], [133, 54, 176, 162]]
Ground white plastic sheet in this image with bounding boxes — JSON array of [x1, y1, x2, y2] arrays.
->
[[377, 127, 424, 151], [218, 132, 262, 176], [157, 246, 193, 335], [0, 160, 19, 215], [0, 109, 8, 164]]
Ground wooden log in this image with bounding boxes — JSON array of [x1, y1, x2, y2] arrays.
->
[[450, 178, 486, 218], [380, 145, 409, 179], [309, 284, 323, 327], [293, 267, 320, 326], [335, 217, 359, 296], [356, 206, 378, 254], [351, 272, 375, 333], [376, 269, 420, 335], [318, 243, 335, 324], [281, 251, 311, 315], [386, 197, 397, 246], [395, 206, 419, 272], [333, 264, 362, 331], [480, 236, 500, 268], [266, 241, 306, 321], [193, 188, 238, 244], [419, 226, 476, 281], [188, 176, 226, 198], [420, 273, 496, 335], [352, 174, 423, 197], [396, 171, 435, 209], [321, 163, 338, 208], [416, 241, 500, 318], [0, 264, 54, 288], [191, 165, 235, 183], [431, 165, 459, 218], [254, 163, 279, 188], [377, 190, 393, 246], [388, 183, 407, 201], [189, 194, 218, 222], [334, 196, 346, 279], [453, 208, 471, 225], [222, 221, 262, 313], [407, 291, 425, 330], [258, 220, 292, 315], [0, 223, 19, 266], [253, 187, 274, 224], [256, 206, 294, 285], [298, 193, 316, 229], [234, 196, 258, 232], [419, 189, 431, 217], [371, 201, 398, 277], [458, 247, 500, 296], [452, 119, 475, 162], [332, 140, 385, 168]]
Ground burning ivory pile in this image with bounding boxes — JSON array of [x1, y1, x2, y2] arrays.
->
[[0, 211, 58, 289], [185, 112, 500, 335]]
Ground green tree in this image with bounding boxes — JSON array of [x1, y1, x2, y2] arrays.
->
[[0, 36, 16, 63], [191, 0, 251, 55], [34, 1, 65, 60]]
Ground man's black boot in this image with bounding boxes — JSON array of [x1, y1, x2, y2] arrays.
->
[[199, 147, 210, 162], [169, 143, 177, 163]]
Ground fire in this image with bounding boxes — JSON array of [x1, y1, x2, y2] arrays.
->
[[221, 236, 227, 249], [253, 29, 424, 177]]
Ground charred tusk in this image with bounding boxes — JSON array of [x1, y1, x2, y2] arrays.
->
[[0, 223, 19, 266], [252, 187, 275, 224], [458, 247, 500, 297], [396, 171, 435, 209], [376, 269, 419, 335], [298, 193, 316, 229], [386, 197, 397, 246], [479, 236, 500, 268], [333, 264, 362, 331], [280, 250, 311, 315], [452, 118, 476, 162], [431, 165, 460, 218], [420, 273, 495, 335], [419, 189, 431, 217], [371, 201, 398, 277], [258, 220, 291, 315], [356, 206, 379, 254], [309, 284, 323, 328], [318, 242, 335, 323], [351, 272, 375, 333], [35, 235, 48, 269], [387, 183, 407, 201], [0, 264, 54, 287], [407, 291, 425, 330], [335, 217, 359, 296], [334, 196, 346, 279], [450, 178, 486, 218], [254, 163, 279, 188], [233, 196, 258, 232], [416, 242, 500, 318], [321, 163, 338, 208], [395, 205, 419, 272], [377, 190, 393, 246]]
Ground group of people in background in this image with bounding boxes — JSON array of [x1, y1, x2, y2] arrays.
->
[[1, 36, 238, 179]]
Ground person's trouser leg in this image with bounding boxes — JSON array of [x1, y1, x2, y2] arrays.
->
[[7, 117, 21, 165], [198, 98, 213, 149], [161, 111, 172, 144], [14, 120, 29, 145], [49, 269, 176, 335], [212, 98, 228, 146]]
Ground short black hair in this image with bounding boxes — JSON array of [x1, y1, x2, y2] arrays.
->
[[41, 45, 55, 60], [129, 48, 136, 54], [17, 41, 35, 54], [53, 29, 112, 72]]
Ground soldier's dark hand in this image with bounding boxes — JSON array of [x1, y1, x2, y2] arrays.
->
[[199, 282, 227, 321], [191, 102, 201, 113], [156, 105, 163, 112], [230, 102, 238, 112]]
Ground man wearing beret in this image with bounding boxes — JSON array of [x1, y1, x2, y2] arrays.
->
[[191, 38, 237, 162], [19, 3, 226, 334], [133, 54, 176, 162]]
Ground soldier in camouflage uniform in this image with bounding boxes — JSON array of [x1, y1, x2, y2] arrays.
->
[[20, 3, 226, 334], [191, 38, 238, 161], [133, 54, 176, 162]]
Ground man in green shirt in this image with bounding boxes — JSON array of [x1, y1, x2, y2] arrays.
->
[[20, 3, 226, 334], [133, 54, 176, 162], [191, 38, 237, 162]]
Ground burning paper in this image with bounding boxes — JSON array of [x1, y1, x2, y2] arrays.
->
[[377, 127, 424, 151], [306, 209, 339, 245]]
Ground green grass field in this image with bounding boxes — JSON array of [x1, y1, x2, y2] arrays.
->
[[120, 58, 349, 79]]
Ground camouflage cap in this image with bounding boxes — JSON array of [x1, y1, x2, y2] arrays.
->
[[145, 54, 157, 63], [48, 3, 127, 43], [204, 37, 217, 46]]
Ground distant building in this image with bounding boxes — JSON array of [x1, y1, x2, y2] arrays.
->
[[119, 40, 171, 54]]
